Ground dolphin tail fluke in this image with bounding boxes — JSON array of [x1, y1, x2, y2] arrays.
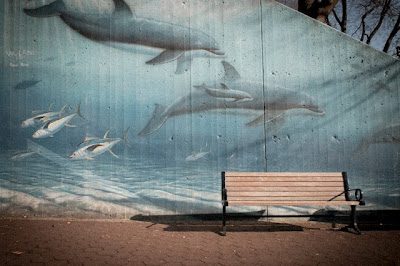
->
[[146, 50, 184, 65], [138, 104, 168, 137], [24, 0, 66, 17]]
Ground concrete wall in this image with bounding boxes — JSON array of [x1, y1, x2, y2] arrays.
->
[[0, 0, 399, 218]]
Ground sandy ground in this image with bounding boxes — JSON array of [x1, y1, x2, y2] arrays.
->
[[1, 216, 400, 265]]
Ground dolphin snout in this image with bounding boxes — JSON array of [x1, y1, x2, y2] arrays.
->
[[307, 106, 325, 115]]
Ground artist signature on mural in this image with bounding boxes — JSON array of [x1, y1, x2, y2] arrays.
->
[[6, 49, 36, 68], [9, 62, 29, 67], [6, 49, 36, 59]]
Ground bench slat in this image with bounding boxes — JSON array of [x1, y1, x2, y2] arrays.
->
[[228, 201, 360, 206], [228, 191, 344, 197], [226, 181, 344, 187], [225, 172, 343, 177], [226, 176, 344, 182], [226, 187, 344, 192], [229, 196, 347, 201]]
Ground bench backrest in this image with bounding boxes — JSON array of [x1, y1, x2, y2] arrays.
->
[[222, 172, 361, 206]]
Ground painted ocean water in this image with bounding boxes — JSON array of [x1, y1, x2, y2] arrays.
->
[[1, 138, 399, 218], [1, 0, 399, 218]]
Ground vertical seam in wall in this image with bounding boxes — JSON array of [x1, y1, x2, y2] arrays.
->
[[259, 0, 267, 172]]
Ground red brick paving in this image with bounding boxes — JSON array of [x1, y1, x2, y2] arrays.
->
[[1, 218, 400, 265]]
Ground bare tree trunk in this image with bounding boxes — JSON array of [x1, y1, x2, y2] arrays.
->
[[332, 0, 347, 33], [298, 0, 340, 23], [383, 13, 400, 53], [342, 0, 347, 33]]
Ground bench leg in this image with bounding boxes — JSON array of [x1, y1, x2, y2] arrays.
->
[[222, 205, 226, 236], [345, 205, 361, 234]]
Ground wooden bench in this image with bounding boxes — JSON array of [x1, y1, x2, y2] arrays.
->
[[221, 172, 365, 235]]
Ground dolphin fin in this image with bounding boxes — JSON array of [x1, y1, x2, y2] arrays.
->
[[220, 83, 230, 90], [109, 149, 119, 159], [65, 124, 76, 128], [175, 53, 191, 74], [146, 50, 184, 65], [221, 61, 241, 81], [24, 0, 66, 17], [112, 0, 133, 16], [246, 111, 285, 127], [138, 104, 168, 137]]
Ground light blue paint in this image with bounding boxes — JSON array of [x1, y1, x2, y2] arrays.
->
[[0, 0, 399, 217]]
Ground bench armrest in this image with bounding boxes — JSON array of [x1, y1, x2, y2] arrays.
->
[[347, 188, 365, 205]]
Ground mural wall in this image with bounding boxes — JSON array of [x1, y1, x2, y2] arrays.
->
[[0, 0, 399, 218]]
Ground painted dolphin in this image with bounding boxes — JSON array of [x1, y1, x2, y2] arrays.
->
[[138, 61, 324, 137], [354, 123, 400, 155], [23, 0, 224, 74], [32, 103, 85, 138], [69, 128, 130, 160], [21, 104, 67, 128], [194, 83, 253, 103]]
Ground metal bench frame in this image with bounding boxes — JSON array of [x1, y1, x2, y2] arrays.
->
[[221, 171, 365, 235]]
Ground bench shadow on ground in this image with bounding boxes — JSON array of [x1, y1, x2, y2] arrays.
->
[[131, 209, 400, 234], [131, 210, 302, 235]]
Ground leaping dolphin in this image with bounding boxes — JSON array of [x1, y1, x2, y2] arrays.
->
[[23, 0, 224, 74], [138, 61, 325, 136]]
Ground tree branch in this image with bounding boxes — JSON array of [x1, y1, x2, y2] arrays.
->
[[360, 4, 378, 42], [383, 12, 400, 52], [367, 0, 391, 44]]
